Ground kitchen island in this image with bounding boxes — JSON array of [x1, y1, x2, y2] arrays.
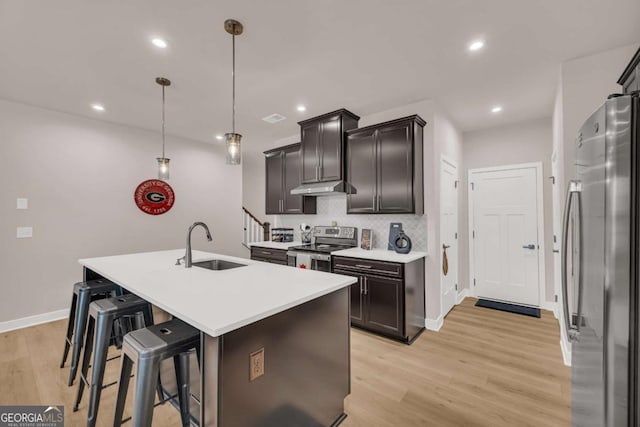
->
[[79, 249, 356, 427]]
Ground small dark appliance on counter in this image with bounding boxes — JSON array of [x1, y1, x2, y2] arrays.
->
[[271, 228, 294, 242], [388, 222, 412, 254]]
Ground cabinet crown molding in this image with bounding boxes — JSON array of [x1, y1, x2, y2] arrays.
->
[[297, 108, 360, 126], [346, 115, 426, 135]]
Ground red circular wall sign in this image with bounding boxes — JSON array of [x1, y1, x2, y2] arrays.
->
[[134, 179, 175, 215]]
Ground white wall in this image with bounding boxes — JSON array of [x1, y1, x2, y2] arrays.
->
[[460, 118, 554, 305], [0, 99, 243, 323]]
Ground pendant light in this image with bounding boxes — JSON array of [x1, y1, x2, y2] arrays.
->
[[156, 77, 171, 180], [224, 19, 243, 165]]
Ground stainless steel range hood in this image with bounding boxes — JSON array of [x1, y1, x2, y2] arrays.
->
[[291, 180, 347, 196]]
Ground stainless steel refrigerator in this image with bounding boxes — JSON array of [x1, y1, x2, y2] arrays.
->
[[562, 92, 639, 426]]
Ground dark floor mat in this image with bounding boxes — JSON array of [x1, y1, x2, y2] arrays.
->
[[475, 299, 541, 318]]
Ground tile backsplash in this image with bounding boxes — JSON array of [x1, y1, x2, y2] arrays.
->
[[273, 194, 428, 251]]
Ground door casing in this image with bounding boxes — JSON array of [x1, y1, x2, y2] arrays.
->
[[440, 155, 459, 317]]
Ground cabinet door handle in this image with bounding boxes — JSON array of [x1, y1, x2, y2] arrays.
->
[[359, 277, 363, 295], [355, 264, 372, 269], [260, 251, 272, 256], [363, 277, 368, 295]]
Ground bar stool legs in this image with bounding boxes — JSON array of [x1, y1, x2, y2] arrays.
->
[[73, 295, 153, 427], [67, 290, 92, 386], [113, 319, 199, 427], [60, 279, 120, 386], [173, 352, 192, 427], [60, 292, 77, 369]]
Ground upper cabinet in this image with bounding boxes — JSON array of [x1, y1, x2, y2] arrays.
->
[[264, 143, 316, 215], [298, 109, 360, 183], [345, 115, 425, 215], [618, 47, 640, 94]]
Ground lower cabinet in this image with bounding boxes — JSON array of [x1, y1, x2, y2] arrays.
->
[[333, 256, 425, 343], [365, 274, 403, 336], [250, 247, 288, 265]]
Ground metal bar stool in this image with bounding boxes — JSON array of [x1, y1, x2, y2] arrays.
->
[[74, 294, 154, 427], [113, 318, 200, 427], [61, 278, 121, 386]]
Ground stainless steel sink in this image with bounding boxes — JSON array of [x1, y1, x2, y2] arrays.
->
[[192, 259, 247, 271]]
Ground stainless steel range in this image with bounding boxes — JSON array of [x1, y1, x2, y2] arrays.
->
[[287, 226, 357, 272]]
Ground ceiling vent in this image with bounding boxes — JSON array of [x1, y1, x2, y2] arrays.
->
[[262, 113, 286, 124]]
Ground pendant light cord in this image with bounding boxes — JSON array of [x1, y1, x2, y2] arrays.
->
[[232, 28, 236, 135], [161, 83, 166, 158]]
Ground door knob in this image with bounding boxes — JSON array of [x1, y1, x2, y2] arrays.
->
[[443, 244, 451, 250], [522, 244, 536, 250]]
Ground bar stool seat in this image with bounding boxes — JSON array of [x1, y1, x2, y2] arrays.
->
[[114, 318, 200, 427], [74, 294, 154, 427], [61, 278, 121, 386]]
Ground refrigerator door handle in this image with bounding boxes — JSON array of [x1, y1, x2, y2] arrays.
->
[[561, 180, 582, 342]]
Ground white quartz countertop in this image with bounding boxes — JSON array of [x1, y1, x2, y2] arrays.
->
[[79, 250, 355, 337], [248, 241, 302, 250], [331, 248, 427, 263]]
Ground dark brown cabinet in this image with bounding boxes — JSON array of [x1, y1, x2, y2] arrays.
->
[[365, 274, 403, 335], [345, 115, 425, 214], [350, 275, 365, 325], [618, 47, 640, 94], [332, 256, 425, 343], [250, 247, 288, 265], [264, 143, 316, 215], [298, 109, 359, 184]]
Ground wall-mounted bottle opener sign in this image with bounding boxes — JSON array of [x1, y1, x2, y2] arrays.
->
[[134, 179, 175, 215]]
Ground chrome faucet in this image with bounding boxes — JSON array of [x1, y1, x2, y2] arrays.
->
[[178, 222, 213, 268]]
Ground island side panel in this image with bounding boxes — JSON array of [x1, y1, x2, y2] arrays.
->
[[404, 257, 426, 342], [214, 287, 350, 427], [201, 333, 220, 427]]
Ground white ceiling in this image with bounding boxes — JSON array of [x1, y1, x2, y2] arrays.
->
[[1, 0, 639, 148]]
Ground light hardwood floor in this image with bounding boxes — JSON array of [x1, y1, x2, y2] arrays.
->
[[0, 297, 570, 426]]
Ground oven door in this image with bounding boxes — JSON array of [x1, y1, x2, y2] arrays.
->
[[311, 254, 331, 272], [286, 251, 331, 272]]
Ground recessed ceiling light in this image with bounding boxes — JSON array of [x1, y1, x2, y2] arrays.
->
[[297, 105, 306, 112], [215, 134, 224, 140], [468, 40, 485, 52], [491, 105, 503, 113], [91, 103, 105, 112], [151, 38, 168, 49]]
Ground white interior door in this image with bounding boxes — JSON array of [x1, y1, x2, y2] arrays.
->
[[441, 158, 458, 316], [470, 165, 542, 307]]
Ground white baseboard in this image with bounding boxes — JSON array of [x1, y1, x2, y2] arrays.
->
[[425, 315, 443, 332], [0, 309, 68, 334], [456, 289, 469, 304], [560, 337, 572, 367]]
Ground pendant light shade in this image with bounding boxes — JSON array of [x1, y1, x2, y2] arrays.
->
[[156, 157, 170, 180], [224, 19, 243, 165], [156, 77, 171, 179], [225, 132, 241, 165]]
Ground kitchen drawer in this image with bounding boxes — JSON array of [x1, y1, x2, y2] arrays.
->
[[250, 247, 288, 263], [332, 256, 403, 278]]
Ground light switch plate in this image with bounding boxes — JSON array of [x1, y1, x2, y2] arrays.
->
[[16, 198, 28, 210], [249, 348, 265, 381], [17, 227, 33, 238]]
